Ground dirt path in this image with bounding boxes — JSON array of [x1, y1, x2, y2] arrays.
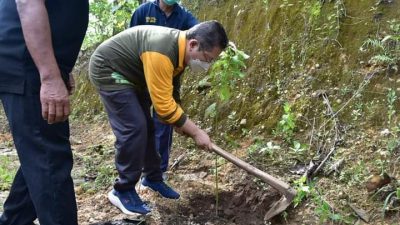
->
[[71, 122, 286, 225], [2, 115, 399, 224], [0, 110, 285, 225]]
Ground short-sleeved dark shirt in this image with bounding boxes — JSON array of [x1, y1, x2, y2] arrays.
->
[[0, 0, 89, 94], [129, 0, 198, 30]]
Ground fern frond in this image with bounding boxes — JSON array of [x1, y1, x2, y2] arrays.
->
[[370, 55, 395, 65], [362, 38, 385, 51]]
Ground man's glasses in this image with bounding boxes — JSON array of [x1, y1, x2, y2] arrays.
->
[[201, 51, 214, 63]]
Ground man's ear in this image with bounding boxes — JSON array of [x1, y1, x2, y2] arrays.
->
[[188, 39, 199, 50]]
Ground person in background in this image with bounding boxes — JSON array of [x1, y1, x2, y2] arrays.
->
[[130, 0, 198, 182], [0, 0, 88, 225], [89, 21, 228, 215]]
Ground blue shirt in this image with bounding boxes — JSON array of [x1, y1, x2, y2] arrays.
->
[[130, 0, 198, 30], [0, 0, 89, 94]]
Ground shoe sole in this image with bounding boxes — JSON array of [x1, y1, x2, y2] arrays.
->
[[107, 191, 150, 215]]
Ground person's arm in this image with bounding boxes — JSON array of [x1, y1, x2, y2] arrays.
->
[[175, 118, 212, 150], [141, 51, 186, 125], [16, 0, 69, 124]]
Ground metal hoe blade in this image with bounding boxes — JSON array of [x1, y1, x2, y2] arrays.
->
[[265, 185, 297, 220], [264, 196, 292, 220]]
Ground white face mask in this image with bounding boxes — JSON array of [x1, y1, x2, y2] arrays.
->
[[188, 59, 211, 73]]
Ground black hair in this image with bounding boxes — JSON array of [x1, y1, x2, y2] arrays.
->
[[186, 20, 228, 51]]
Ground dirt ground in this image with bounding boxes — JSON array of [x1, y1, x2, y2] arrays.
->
[[0, 115, 298, 225], [70, 122, 289, 225], [1, 110, 400, 224], [0, 106, 289, 225], [69, 121, 395, 225]]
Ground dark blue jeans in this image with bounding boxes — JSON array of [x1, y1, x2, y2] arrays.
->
[[99, 88, 163, 191], [153, 109, 173, 172], [0, 92, 77, 225]]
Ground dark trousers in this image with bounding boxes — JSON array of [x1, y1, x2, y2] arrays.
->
[[99, 88, 162, 191], [153, 109, 173, 172], [0, 93, 77, 225]]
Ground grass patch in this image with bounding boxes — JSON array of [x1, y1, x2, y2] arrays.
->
[[0, 155, 18, 191]]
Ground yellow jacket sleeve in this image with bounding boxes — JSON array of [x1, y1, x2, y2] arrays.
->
[[140, 51, 186, 126]]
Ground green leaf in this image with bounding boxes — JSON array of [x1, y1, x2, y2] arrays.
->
[[219, 86, 231, 101], [293, 141, 301, 149], [238, 72, 246, 78], [205, 103, 217, 119], [238, 50, 250, 60]]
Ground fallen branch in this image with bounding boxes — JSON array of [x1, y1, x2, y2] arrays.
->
[[312, 94, 341, 177], [318, 72, 376, 130], [310, 73, 377, 177]]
